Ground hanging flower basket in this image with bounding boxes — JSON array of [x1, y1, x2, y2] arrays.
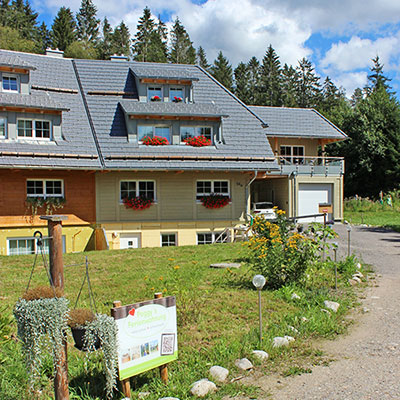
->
[[26, 196, 66, 217], [123, 196, 153, 210], [142, 136, 169, 146], [150, 95, 161, 101], [68, 309, 100, 351], [201, 193, 230, 209], [173, 96, 183, 103], [183, 135, 212, 147]]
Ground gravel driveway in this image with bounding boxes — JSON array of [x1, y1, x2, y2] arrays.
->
[[258, 224, 400, 399]]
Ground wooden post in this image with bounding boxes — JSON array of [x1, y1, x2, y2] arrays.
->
[[154, 292, 168, 384], [112, 300, 131, 398], [40, 215, 69, 400]]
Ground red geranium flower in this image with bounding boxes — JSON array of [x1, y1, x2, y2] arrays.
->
[[183, 135, 211, 147], [201, 193, 230, 209]]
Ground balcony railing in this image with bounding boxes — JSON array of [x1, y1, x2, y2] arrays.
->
[[276, 156, 344, 176]]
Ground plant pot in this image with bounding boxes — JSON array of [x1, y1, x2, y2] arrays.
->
[[71, 327, 100, 351]]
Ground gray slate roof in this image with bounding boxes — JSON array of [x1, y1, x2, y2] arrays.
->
[[119, 100, 226, 118], [0, 92, 69, 111], [0, 52, 36, 70], [130, 64, 199, 81], [249, 106, 347, 139]]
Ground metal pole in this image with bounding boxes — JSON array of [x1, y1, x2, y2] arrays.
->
[[258, 289, 262, 343], [40, 215, 69, 400], [334, 248, 337, 291], [347, 230, 351, 258]]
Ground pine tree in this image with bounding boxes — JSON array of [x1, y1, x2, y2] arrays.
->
[[281, 64, 298, 107], [147, 15, 168, 63], [210, 51, 233, 91], [295, 58, 321, 108], [51, 7, 76, 51], [7, 0, 39, 41], [368, 56, 392, 92], [247, 57, 261, 105], [196, 46, 210, 70], [98, 17, 113, 59], [0, 0, 11, 26], [113, 21, 130, 56], [351, 88, 363, 107], [169, 17, 196, 64], [37, 21, 50, 53], [259, 45, 282, 106], [234, 62, 250, 103], [133, 7, 155, 62], [76, 0, 99, 44]]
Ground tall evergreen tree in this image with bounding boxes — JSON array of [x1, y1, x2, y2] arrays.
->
[[351, 88, 363, 107], [295, 58, 321, 108], [6, 0, 39, 41], [76, 0, 99, 44], [247, 56, 261, 105], [37, 21, 50, 53], [98, 17, 113, 59], [113, 21, 130, 56], [318, 76, 346, 118], [147, 15, 168, 62], [210, 51, 233, 91], [259, 45, 282, 106], [368, 55, 392, 92], [133, 7, 155, 62], [51, 7, 76, 51], [196, 46, 210, 70], [169, 17, 196, 64], [281, 63, 298, 107], [234, 62, 250, 103]]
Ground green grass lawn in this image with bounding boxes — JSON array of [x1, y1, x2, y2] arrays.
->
[[0, 243, 365, 400], [344, 210, 400, 232]]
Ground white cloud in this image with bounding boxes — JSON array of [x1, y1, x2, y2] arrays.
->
[[332, 71, 368, 97]]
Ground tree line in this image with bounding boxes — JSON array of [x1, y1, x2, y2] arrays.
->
[[0, 0, 399, 197]]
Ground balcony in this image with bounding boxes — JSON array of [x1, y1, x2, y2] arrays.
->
[[275, 156, 344, 176]]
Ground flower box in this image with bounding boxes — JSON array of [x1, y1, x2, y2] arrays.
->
[[201, 194, 230, 209], [151, 95, 161, 101], [141, 136, 169, 146], [173, 96, 183, 103], [123, 196, 153, 210], [183, 135, 211, 147]]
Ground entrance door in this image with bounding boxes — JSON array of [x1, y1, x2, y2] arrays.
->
[[298, 183, 332, 222], [120, 234, 141, 249]]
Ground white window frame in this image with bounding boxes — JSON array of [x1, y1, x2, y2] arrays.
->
[[196, 180, 230, 201], [26, 179, 64, 198], [138, 124, 171, 143], [7, 236, 66, 255], [180, 125, 213, 144], [280, 145, 305, 164], [119, 180, 157, 203], [0, 116, 6, 137], [161, 233, 177, 247], [196, 231, 229, 245], [17, 118, 52, 140], [169, 86, 184, 102], [147, 86, 163, 101], [2, 74, 19, 93]]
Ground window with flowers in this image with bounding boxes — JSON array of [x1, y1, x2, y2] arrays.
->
[[148, 86, 162, 101], [120, 180, 155, 202], [169, 87, 184, 102], [138, 125, 170, 144], [180, 126, 212, 145], [196, 180, 230, 208]]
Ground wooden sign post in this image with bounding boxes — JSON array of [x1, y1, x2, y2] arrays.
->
[[40, 215, 69, 400], [154, 292, 168, 384]]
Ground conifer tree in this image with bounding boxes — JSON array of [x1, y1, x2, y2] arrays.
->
[[368, 56, 392, 92], [259, 45, 282, 106], [37, 21, 50, 53], [169, 17, 196, 64], [51, 7, 76, 51], [247, 56, 261, 105], [147, 15, 168, 62], [6, 0, 38, 41], [234, 62, 250, 103], [196, 46, 210, 70], [113, 21, 130, 56], [210, 51, 233, 91], [98, 17, 113, 59], [281, 64, 298, 107], [133, 7, 155, 62], [76, 0, 99, 44], [295, 58, 321, 108]]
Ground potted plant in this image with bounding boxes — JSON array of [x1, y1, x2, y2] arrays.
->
[[201, 193, 230, 209], [123, 196, 153, 210], [150, 95, 161, 101], [13, 286, 69, 386], [141, 135, 169, 146], [26, 196, 66, 217], [183, 135, 212, 147], [67, 309, 118, 398]]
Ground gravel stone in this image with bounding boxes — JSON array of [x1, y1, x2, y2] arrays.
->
[[324, 300, 340, 312], [252, 350, 269, 360], [209, 366, 229, 382], [235, 358, 253, 370], [190, 379, 217, 397]]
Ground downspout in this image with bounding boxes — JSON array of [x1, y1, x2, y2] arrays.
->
[[245, 171, 258, 221], [291, 171, 297, 222]]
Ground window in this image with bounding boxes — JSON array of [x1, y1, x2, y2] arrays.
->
[[196, 180, 229, 200], [148, 86, 162, 101], [17, 119, 51, 139], [161, 233, 176, 247], [138, 125, 170, 142], [2, 75, 18, 92], [27, 179, 63, 198], [197, 231, 229, 245], [169, 87, 184, 102], [7, 236, 66, 255], [280, 145, 304, 164], [120, 180, 155, 201], [180, 126, 212, 142], [0, 117, 6, 137]]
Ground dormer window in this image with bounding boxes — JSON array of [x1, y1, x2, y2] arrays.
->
[[148, 86, 162, 101], [2, 75, 19, 92], [138, 125, 170, 143], [180, 126, 212, 143], [0, 118, 6, 137], [170, 87, 184, 102], [17, 119, 51, 140]]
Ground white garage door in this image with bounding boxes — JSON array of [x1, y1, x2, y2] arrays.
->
[[298, 183, 332, 222], [120, 233, 141, 249]]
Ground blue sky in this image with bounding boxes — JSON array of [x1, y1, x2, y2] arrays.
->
[[34, 0, 400, 98]]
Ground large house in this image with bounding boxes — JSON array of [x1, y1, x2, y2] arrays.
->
[[0, 49, 346, 255]]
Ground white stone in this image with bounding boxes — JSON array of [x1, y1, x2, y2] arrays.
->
[[288, 325, 299, 334], [209, 366, 229, 382], [356, 263, 362, 270], [273, 336, 289, 347], [235, 358, 253, 370], [321, 308, 331, 315], [210, 263, 241, 269], [348, 279, 358, 286], [291, 293, 301, 300], [324, 300, 340, 313], [284, 335, 295, 342], [352, 276, 362, 283], [354, 271, 364, 278], [252, 350, 269, 361], [190, 379, 217, 397]]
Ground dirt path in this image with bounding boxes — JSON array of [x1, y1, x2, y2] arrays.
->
[[255, 224, 400, 399]]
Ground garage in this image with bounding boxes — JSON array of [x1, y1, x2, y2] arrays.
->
[[298, 183, 333, 222]]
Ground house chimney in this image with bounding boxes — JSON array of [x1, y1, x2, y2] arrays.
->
[[110, 54, 128, 62], [45, 48, 64, 58]]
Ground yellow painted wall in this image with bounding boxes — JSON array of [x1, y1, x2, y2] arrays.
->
[[268, 138, 320, 156], [0, 225, 94, 255]]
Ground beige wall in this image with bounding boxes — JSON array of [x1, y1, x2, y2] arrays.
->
[[268, 137, 320, 157]]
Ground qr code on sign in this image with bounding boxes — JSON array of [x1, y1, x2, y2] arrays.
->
[[161, 333, 175, 355]]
